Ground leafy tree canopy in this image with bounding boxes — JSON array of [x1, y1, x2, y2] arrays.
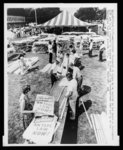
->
[[74, 7, 106, 21], [7, 8, 61, 24]]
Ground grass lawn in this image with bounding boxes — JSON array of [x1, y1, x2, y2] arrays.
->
[[7, 49, 107, 144]]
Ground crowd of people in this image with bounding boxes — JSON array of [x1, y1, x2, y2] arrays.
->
[[8, 25, 43, 39], [18, 33, 106, 128]]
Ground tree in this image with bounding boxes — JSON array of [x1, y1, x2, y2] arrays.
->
[[74, 7, 106, 21], [7, 8, 25, 16], [36, 8, 61, 24], [7, 8, 61, 24]]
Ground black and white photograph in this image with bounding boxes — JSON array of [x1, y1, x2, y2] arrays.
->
[[3, 3, 118, 146]]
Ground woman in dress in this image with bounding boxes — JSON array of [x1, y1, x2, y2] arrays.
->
[[19, 85, 34, 129]]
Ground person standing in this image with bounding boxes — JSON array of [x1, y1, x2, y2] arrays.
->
[[53, 39, 57, 58], [69, 49, 75, 65], [99, 41, 106, 61], [59, 50, 64, 64], [69, 63, 83, 93], [57, 43, 62, 58], [62, 52, 70, 76], [50, 58, 63, 87], [18, 54, 27, 75], [80, 36, 83, 57], [89, 39, 93, 57], [48, 41, 53, 63], [19, 85, 34, 129], [65, 72, 78, 120]]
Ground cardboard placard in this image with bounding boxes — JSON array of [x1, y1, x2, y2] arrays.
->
[[23, 115, 58, 144], [33, 94, 55, 116]]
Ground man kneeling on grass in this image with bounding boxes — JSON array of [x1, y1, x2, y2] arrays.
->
[[19, 85, 34, 129], [65, 72, 78, 120]]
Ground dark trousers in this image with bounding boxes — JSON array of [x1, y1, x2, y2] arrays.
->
[[89, 49, 92, 57], [77, 76, 83, 93], [49, 53, 53, 63], [99, 51, 103, 61], [51, 73, 57, 87]]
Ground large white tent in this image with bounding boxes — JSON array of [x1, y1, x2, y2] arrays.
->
[[42, 10, 94, 27]]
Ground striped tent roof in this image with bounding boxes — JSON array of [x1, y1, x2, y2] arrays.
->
[[43, 10, 93, 27]]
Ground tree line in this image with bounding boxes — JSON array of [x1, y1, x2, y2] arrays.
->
[[7, 7, 106, 24]]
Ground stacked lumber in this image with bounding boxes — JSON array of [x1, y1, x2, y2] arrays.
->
[[90, 112, 113, 144], [8, 57, 39, 75], [40, 63, 52, 74], [12, 39, 35, 52], [32, 41, 48, 53]]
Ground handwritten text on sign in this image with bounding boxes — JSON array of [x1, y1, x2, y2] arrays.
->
[[23, 116, 57, 144], [33, 94, 55, 116]]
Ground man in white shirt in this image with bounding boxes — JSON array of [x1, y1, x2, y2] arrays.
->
[[65, 72, 78, 120], [18, 54, 27, 75], [99, 41, 106, 61], [69, 63, 83, 93], [50, 58, 63, 87], [62, 53, 70, 76], [69, 50, 75, 65], [69, 63, 81, 79]]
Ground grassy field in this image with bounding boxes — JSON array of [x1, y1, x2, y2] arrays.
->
[[7, 50, 107, 144]]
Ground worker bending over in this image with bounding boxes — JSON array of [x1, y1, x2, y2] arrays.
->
[[65, 72, 78, 120]]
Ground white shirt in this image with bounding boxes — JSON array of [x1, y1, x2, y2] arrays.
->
[[89, 42, 93, 50], [62, 54, 69, 67], [19, 93, 25, 112], [69, 54, 75, 65], [66, 79, 78, 101], [51, 63, 63, 76], [100, 44, 105, 51], [73, 66, 81, 79], [74, 53, 79, 59], [48, 44, 53, 53]]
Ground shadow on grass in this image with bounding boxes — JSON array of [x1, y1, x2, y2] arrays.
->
[[90, 54, 98, 58], [83, 52, 89, 56]]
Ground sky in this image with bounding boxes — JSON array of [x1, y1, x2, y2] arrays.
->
[[60, 7, 78, 15], [5, 3, 107, 16], [5, 3, 109, 11]]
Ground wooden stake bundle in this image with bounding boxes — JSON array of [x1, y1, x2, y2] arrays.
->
[[90, 114, 98, 143], [93, 114, 102, 144], [97, 114, 107, 144], [91, 113, 108, 144], [59, 95, 67, 109], [81, 98, 93, 128], [60, 98, 67, 120], [90, 114, 100, 144]]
